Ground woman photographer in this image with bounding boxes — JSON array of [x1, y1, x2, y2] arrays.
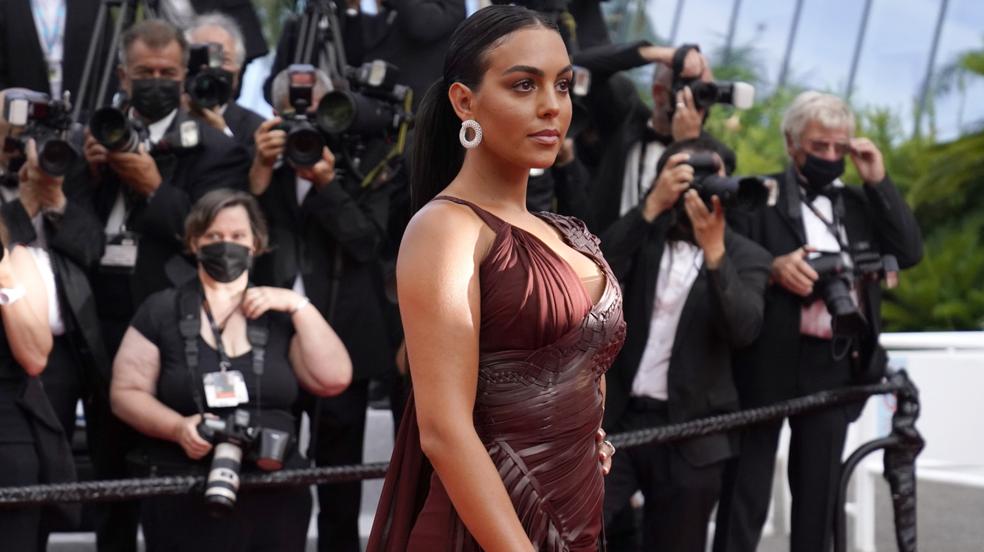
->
[[110, 189, 352, 551]]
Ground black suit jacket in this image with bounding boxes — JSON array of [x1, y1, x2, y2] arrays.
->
[[190, 0, 267, 63], [571, 41, 736, 234], [0, 0, 104, 98], [1, 197, 111, 395], [222, 101, 265, 154], [70, 110, 250, 316], [728, 168, 923, 408], [600, 207, 771, 467], [251, 165, 394, 381]]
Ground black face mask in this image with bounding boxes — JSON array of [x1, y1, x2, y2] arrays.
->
[[197, 242, 252, 283], [130, 78, 181, 122], [799, 153, 845, 193]]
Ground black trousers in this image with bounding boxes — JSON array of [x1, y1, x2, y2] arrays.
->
[[713, 338, 855, 552], [0, 442, 42, 552], [603, 399, 725, 552], [140, 484, 312, 551], [311, 379, 369, 552]]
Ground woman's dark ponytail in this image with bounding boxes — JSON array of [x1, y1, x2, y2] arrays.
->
[[409, 78, 464, 213], [406, 5, 557, 214]]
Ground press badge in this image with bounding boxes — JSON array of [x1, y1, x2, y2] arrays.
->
[[99, 231, 140, 273], [203, 370, 249, 408]]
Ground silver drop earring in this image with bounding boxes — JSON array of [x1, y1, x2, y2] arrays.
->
[[459, 119, 483, 149]]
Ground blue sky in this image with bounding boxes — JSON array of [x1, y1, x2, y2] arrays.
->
[[639, 0, 984, 140]]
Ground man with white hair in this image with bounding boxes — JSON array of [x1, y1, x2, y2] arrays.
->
[[185, 12, 265, 151], [713, 91, 923, 552]]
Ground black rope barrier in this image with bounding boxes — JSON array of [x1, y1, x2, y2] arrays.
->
[[0, 372, 918, 510]]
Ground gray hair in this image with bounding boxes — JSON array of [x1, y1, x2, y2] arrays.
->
[[119, 19, 189, 67], [781, 91, 855, 146], [185, 12, 247, 68], [270, 68, 333, 113]]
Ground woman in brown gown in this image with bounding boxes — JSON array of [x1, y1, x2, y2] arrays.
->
[[367, 5, 625, 551]]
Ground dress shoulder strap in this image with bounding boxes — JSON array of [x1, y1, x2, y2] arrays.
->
[[432, 195, 507, 233]]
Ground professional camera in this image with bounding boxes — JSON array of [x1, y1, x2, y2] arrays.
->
[[805, 251, 900, 337], [186, 42, 234, 110], [684, 152, 776, 209], [276, 64, 327, 167], [672, 77, 755, 111], [89, 92, 147, 153], [197, 409, 292, 515], [2, 90, 79, 177], [316, 60, 411, 138]]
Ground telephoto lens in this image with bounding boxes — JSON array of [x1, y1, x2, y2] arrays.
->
[[90, 107, 142, 153], [203, 441, 244, 516], [35, 136, 76, 177]]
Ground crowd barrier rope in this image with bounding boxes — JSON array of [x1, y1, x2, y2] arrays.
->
[[0, 370, 923, 551]]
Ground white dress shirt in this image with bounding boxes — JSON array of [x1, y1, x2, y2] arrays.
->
[[631, 240, 704, 400], [620, 124, 666, 217], [105, 110, 178, 235], [799, 180, 852, 339], [291, 176, 315, 296]]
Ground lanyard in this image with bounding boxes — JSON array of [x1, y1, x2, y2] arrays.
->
[[800, 188, 850, 252], [31, 0, 65, 61], [202, 296, 243, 372]]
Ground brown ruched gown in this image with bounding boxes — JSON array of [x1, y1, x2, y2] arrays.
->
[[367, 196, 626, 552]]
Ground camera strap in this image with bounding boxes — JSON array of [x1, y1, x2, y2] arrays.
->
[[177, 280, 270, 416], [799, 188, 850, 252]]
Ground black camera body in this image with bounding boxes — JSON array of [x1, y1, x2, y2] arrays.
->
[[196, 409, 291, 515], [91, 92, 203, 155], [2, 90, 79, 177], [805, 250, 900, 337], [683, 152, 776, 209], [276, 64, 327, 167], [671, 78, 756, 112], [186, 43, 234, 110], [316, 60, 411, 138]]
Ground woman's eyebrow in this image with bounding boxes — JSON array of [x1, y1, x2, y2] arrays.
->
[[502, 64, 575, 77]]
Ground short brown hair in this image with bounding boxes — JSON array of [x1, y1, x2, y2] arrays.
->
[[184, 189, 269, 254], [119, 19, 190, 66]]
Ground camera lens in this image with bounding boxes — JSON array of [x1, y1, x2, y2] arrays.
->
[[37, 138, 76, 177], [285, 125, 325, 167], [188, 72, 231, 110], [316, 91, 396, 136], [203, 442, 243, 516], [91, 108, 140, 152]]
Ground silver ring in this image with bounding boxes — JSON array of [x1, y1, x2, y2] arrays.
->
[[676, 102, 686, 108], [603, 440, 616, 456]]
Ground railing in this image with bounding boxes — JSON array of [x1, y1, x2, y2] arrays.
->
[[0, 370, 924, 550]]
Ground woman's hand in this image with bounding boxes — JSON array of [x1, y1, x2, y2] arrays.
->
[[596, 428, 615, 475], [173, 414, 213, 460], [242, 287, 303, 319]]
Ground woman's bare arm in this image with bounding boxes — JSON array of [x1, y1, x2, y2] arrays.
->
[[111, 327, 213, 459], [287, 302, 353, 397], [0, 246, 52, 375], [399, 202, 534, 552]]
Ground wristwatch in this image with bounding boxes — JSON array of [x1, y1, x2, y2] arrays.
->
[[0, 286, 26, 306]]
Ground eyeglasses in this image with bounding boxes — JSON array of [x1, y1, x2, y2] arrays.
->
[[804, 139, 851, 157]]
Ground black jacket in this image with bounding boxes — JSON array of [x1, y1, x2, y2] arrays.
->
[[0, 0, 105, 98], [70, 110, 250, 315], [728, 168, 923, 408], [1, 197, 111, 395], [222, 101, 265, 154], [600, 207, 771, 466], [251, 165, 395, 381]]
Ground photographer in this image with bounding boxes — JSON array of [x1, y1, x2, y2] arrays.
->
[[713, 91, 923, 552], [110, 189, 351, 552], [570, 42, 736, 233], [250, 66, 397, 552], [74, 18, 250, 350], [600, 137, 771, 551], [0, 0, 106, 101], [185, 12, 266, 152]]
